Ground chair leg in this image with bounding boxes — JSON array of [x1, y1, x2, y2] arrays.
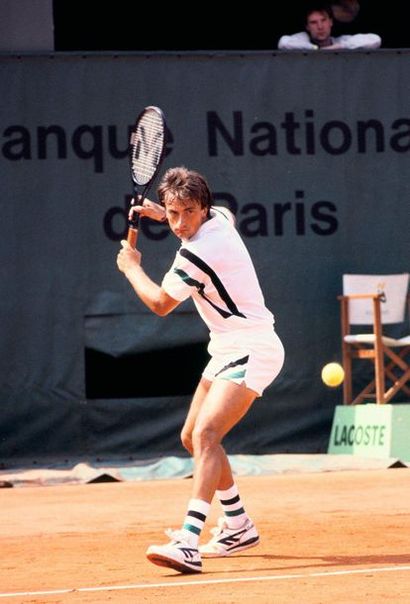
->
[[340, 298, 353, 405], [342, 344, 352, 404], [384, 367, 410, 403], [374, 350, 386, 403], [385, 366, 410, 396], [373, 299, 386, 404], [351, 379, 376, 405], [383, 347, 410, 401]]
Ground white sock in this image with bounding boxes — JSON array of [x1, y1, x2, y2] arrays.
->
[[216, 483, 249, 529], [181, 498, 210, 547]]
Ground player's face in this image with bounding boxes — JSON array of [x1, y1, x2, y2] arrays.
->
[[306, 11, 333, 42], [164, 197, 208, 241]]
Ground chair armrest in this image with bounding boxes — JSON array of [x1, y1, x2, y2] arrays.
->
[[337, 294, 382, 300]]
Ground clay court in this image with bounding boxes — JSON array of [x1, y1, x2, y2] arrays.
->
[[1, 467, 410, 603]]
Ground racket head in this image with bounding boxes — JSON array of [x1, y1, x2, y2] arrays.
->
[[129, 105, 166, 188]]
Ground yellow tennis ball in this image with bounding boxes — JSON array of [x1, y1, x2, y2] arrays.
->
[[321, 362, 345, 387]]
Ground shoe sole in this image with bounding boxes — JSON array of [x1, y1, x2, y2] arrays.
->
[[146, 552, 202, 574], [200, 536, 260, 558]]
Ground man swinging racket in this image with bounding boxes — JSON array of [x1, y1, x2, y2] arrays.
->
[[117, 166, 285, 574]]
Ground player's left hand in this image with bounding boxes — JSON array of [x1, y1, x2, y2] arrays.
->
[[129, 197, 166, 222]]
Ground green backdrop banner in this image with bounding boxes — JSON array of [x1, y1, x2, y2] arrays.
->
[[1, 51, 409, 464], [328, 404, 410, 461]]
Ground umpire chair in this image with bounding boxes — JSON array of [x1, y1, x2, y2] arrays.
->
[[338, 273, 410, 405]]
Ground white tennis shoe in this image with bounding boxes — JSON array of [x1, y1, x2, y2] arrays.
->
[[146, 529, 202, 574], [199, 517, 260, 558]]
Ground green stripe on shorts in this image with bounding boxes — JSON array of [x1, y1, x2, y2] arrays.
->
[[222, 369, 246, 381]]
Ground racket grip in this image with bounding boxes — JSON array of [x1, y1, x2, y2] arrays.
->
[[127, 227, 138, 248]]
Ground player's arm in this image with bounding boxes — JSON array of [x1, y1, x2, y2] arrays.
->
[[117, 240, 179, 316], [129, 197, 167, 223]]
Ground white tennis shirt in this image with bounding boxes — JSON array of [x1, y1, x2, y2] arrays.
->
[[161, 207, 274, 335]]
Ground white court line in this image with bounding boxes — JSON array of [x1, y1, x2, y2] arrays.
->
[[1, 565, 410, 598]]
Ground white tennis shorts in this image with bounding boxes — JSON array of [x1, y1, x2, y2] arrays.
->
[[202, 326, 285, 396]]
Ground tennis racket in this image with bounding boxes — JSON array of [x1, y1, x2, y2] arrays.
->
[[127, 106, 167, 247]]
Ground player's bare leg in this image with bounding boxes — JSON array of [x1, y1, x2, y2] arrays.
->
[[146, 379, 259, 571], [188, 379, 260, 557], [190, 379, 256, 501], [181, 377, 243, 491]]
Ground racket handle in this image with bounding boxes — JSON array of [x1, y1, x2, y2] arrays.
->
[[127, 227, 138, 248]]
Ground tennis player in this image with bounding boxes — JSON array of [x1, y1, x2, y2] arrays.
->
[[117, 167, 285, 573]]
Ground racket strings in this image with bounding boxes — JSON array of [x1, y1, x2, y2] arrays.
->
[[130, 110, 165, 185]]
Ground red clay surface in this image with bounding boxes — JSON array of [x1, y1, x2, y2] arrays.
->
[[1, 469, 410, 603]]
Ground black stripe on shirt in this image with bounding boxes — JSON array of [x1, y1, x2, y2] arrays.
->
[[174, 269, 232, 318], [179, 248, 246, 319]]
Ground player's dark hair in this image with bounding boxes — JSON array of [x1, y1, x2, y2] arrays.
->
[[157, 167, 213, 213]]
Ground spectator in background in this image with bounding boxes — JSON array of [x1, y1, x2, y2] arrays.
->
[[330, 0, 371, 37], [330, 0, 360, 24], [278, 4, 381, 50]]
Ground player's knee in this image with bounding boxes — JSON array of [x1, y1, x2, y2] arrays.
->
[[180, 429, 193, 454], [192, 424, 219, 453]]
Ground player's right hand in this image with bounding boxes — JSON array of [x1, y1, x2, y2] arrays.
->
[[117, 240, 142, 275]]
